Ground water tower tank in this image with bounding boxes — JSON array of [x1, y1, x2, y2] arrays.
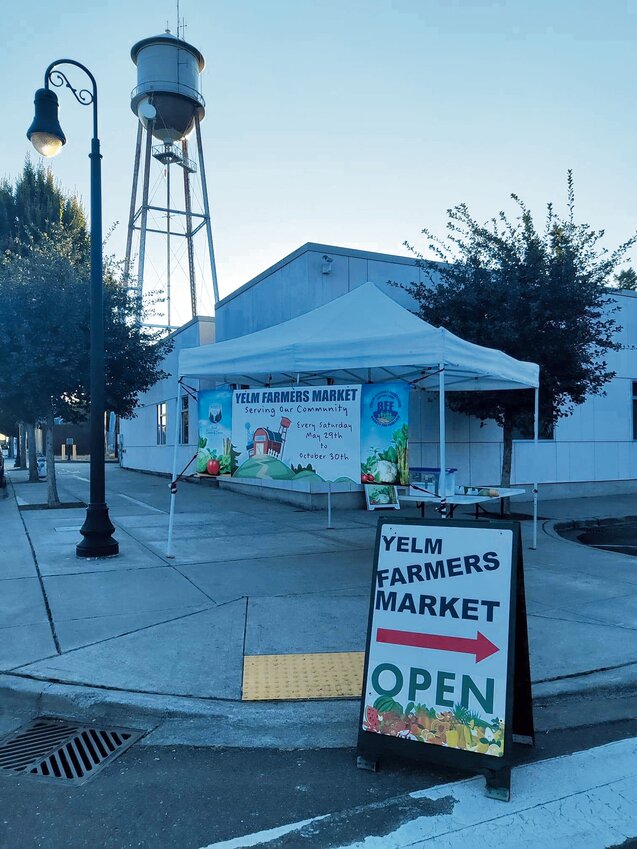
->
[[131, 31, 205, 143]]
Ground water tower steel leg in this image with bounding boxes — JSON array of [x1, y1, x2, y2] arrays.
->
[[194, 116, 220, 305], [182, 139, 197, 319], [124, 122, 143, 284], [137, 122, 154, 301], [166, 161, 171, 328]]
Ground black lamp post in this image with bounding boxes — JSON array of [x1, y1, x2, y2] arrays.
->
[[27, 60, 118, 557]]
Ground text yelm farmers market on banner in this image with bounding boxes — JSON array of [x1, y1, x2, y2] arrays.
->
[[362, 523, 513, 757]]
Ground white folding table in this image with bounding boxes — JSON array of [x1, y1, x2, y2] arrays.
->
[[398, 488, 526, 519]]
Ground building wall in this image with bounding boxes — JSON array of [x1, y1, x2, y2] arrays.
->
[[216, 245, 637, 491], [119, 318, 214, 475], [122, 242, 637, 494], [215, 243, 426, 341]]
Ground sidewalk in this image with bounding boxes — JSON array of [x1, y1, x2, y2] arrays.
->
[[1, 463, 637, 748]]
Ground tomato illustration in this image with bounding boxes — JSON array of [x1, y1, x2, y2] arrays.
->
[[207, 458, 221, 476]]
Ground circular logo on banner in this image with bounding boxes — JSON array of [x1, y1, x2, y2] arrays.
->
[[370, 390, 402, 427]]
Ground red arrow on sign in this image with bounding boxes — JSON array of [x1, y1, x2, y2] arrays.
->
[[376, 627, 499, 663]]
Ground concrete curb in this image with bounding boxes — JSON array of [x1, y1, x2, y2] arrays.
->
[[553, 515, 637, 531], [3, 662, 637, 749]]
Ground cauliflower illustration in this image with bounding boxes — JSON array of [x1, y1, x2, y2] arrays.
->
[[375, 459, 398, 482]]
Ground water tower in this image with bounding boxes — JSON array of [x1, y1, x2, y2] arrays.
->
[[124, 30, 219, 325]]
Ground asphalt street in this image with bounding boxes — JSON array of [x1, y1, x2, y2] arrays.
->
[[2, 717, 637, 849]]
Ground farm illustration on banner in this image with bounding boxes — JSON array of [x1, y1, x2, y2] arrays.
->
[[196, 382, 409, 485], [232, 385, 361, 483]]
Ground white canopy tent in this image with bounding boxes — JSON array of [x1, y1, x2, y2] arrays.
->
[[179, 282, 538, 391], [171, 283, 540, 549]]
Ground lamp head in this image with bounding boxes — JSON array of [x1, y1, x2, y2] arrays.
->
[[27, 88, 66, 157]]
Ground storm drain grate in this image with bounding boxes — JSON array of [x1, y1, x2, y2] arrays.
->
[[0, 718, 144, 785]]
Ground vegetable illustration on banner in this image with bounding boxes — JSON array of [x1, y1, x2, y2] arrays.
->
[[360, 383, 409, 485], [197, 389, 238, 476], [231, 385, 361, 483], [361, 521, 513, 757]]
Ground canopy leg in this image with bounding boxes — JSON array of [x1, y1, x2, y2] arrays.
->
[[531, 385, 539, 550], [438, 364, 447, 518], [327, 480, 333, 529]]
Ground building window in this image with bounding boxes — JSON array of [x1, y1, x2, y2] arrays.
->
[[633, 382, 637, 440], [156, 402, 167, 445], [180, 394, 189, 444]]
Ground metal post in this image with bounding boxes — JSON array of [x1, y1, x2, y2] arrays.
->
[[438, 365, 447, 518], [182, 139, 197, 319], [137, 123, 154, 302], [77, 127, 118, 555], [166, 161, 171, 328], [123, 121, 142, 283], [166, 383, 182, 558], [532, 385, 539, 550], [194, 116, 220, 305], [327, 479, 333, 529]]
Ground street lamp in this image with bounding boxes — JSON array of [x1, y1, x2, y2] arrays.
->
[[27, 60, 119, 557]]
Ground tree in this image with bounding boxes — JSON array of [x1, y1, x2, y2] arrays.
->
[[614, 267, 637, 291], [102, 257, 173, 418], [0, 230, 171, 505], [403, 173, 636, 491], [0, 160, 171, 505], [0, 158, 88, 259], [0, 160, 88, 484], [0, 231, 90, 500]]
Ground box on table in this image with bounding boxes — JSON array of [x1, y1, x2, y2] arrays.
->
[[409, 467, 457, 497]]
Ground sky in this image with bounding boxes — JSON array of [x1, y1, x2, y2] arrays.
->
[[6, 0, 637, 326]]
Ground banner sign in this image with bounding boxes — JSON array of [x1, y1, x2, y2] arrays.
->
[[360, 383, 410, 485], [357, 518, 532, 798], [231, 385, 361, 483], [197, 389, 235, 475], [196, 382, 409, 486]]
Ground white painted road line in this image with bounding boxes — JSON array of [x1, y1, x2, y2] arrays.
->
[[199, 737, 637, 849], [117, 493, 166, 513]]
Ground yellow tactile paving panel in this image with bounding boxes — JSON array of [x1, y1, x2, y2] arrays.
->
[[242, 652, 365, 701]]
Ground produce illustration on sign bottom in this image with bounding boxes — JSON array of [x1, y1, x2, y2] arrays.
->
[[363, 699, 504, 754], [362, 523, 513, 757], [365, 484, 400, 510]]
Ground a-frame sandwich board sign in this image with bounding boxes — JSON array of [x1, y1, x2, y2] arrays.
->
[[357, 517, 534, 801]]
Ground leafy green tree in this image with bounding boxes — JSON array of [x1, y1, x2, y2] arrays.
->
[[614, 267, 637, 291], [0, 160, 170, 504], [0, 230, 171, 505], [403, 173, 636, 490], [102, 258, 173, 419], [0, 159, 88, 259], [0, 160, 88, 484], [0, 231, 89, 500]]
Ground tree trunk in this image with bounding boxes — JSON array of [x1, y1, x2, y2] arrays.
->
[[46, 408, 60, 507], [26, 423, 38, 483], [500, 413, 514, 515], [18, 423, 27, 469]]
